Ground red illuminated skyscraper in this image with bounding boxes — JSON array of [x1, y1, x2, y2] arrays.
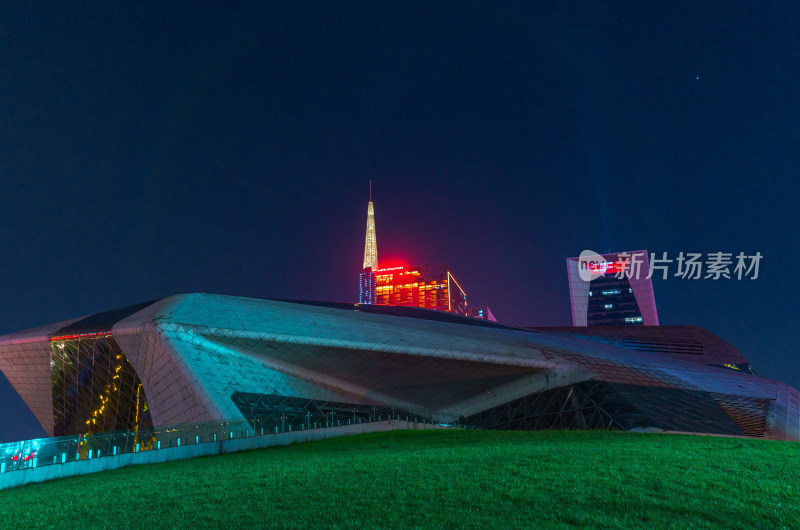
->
[[373, 264, 467, 315]]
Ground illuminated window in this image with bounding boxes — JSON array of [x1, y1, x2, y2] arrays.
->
[[49, 335, 152, 438]]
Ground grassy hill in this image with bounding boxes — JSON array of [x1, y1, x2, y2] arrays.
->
[[1, 429, 798, 528]]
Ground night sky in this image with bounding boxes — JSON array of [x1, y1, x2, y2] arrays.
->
[[1, 2, 798, 442]]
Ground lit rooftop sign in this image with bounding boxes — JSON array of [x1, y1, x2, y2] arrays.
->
[[375, 266, 405, 272], [577, 249, 634, 282]]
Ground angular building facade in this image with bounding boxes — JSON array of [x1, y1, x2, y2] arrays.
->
[[0, 293, 797, 441], [567, 250, 659, 326]]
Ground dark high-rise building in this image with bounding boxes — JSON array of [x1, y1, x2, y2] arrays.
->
[[566, 250, 659, 326]]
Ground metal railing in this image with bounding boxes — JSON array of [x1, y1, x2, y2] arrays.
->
[[0, 408, 464, 474]]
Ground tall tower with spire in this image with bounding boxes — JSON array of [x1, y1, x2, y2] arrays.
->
[[363, 181, 378, 271], [359, 181, 378, 304]]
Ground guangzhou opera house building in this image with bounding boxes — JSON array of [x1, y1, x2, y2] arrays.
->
[[0, 293, 798, 441]]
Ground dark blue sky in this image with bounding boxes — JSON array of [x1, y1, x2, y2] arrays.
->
[[1, 2, 798, 442]]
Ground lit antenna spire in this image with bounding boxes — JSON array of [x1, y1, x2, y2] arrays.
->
[[363, 180, 378, 271]]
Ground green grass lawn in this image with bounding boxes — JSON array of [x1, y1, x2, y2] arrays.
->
[[1, 429, 798, 529]]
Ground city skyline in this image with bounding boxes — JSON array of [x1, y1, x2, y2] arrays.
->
[[0, 3, 798, 442], [357, 186, 469, 315]]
